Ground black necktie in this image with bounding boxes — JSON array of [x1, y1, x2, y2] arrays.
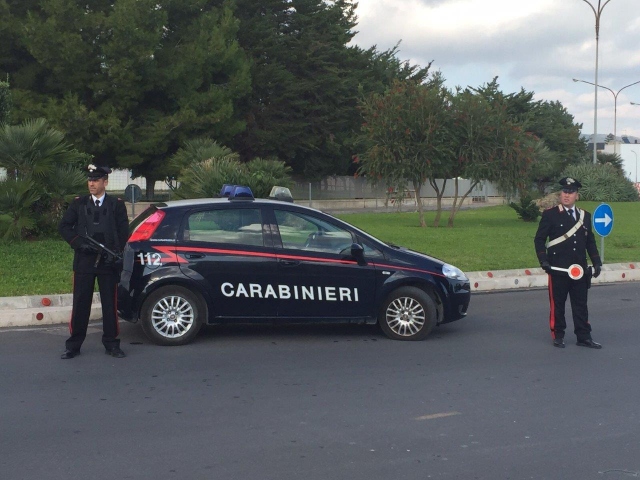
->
[[567, 208, 574, 220], [93, 199, 100, 223]]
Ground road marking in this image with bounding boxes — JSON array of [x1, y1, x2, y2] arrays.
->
[[415, 411, 461, 421]]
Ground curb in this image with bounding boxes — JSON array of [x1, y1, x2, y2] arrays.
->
[[1, 263, 638, 329], [0, 293, 102, 328], [466, 262, 640, 292]]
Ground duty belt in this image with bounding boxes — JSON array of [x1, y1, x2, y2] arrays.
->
[[547, 209, 585, 248]]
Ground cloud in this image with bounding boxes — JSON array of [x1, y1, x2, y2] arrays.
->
[[352, 0, 640, 138]]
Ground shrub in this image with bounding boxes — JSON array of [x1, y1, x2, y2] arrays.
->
[[509, 194, 541, 222], [174, 142, 293, 199], [245, 157, 293, 198], [560, 163, 639, 202], [178, 156, 246, 198]]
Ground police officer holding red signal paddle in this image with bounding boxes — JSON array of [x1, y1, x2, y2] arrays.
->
[[534, 177, 603, 349]]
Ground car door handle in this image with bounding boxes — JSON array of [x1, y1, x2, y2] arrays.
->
[[279, 259, 301, 267], [185, 253, 205, 259]]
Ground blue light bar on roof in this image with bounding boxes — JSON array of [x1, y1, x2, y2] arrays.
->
[[220, 184, 236, 197], [229, 185, 254, 200]]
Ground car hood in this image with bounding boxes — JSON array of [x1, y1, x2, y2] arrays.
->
[[386, 245, 446, 267]]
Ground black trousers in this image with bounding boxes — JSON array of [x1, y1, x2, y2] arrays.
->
[[66, 271, 120, 352], [547, 273, 592, 341]]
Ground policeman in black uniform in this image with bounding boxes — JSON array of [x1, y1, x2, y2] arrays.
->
[[58, 165, 129, 359], [534, 177, 602, 349]]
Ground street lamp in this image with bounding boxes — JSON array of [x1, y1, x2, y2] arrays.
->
[[632, 102, 640, 106], [579, 0, 614, 164], [573, 79, 640, 154]]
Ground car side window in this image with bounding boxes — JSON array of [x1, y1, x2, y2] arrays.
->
[[274, 210, 353, 255], [184, 208, 263, 247], [360, 237, 384, 259]]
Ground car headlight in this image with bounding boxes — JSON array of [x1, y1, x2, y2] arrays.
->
[[442, 263, 468, 281]]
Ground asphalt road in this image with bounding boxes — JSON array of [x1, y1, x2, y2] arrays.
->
[[1, 283, 639, 480]]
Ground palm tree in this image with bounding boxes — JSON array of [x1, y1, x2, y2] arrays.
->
[[0, 119, 87, 239]]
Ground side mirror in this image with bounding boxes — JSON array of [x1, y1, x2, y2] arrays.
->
[[350, 243, 366, 265]]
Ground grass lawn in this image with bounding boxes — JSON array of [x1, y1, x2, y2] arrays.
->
[[1, 201, 638, 297], [1, 239, 75, 296], [335, 201, 640, 271]]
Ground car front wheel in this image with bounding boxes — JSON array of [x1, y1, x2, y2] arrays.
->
[[378, 286, 436, 341], [140, 286, 204, 346]]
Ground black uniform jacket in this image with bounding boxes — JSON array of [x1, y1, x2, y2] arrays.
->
[[59, 194, 129, 274], [534, 204, 601, 270]]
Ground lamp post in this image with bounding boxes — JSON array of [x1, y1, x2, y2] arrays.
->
[[573, 78, 640, 154], [579, 0, 613, 164]]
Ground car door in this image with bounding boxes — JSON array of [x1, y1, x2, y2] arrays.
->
[[178, 205, 278, 319], [270, 208, 377, 321]]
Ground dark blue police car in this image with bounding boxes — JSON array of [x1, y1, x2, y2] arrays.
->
[[117, 186, 470, 345]]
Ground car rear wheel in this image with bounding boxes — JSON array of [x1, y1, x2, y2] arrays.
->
[[140, 286, 204, 346], [378, 287, 436, 341]]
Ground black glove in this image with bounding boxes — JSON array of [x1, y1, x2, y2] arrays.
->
[[78, 242, 99, 254], [593, 265, 601, 278], [540, 261, 552, 274]]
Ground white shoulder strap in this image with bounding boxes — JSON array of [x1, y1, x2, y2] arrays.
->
[[547, 209, 585, 248]]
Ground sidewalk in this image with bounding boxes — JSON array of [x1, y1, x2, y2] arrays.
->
[[2, 262, 638, 330]]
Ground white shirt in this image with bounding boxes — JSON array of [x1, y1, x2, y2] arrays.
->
[[563, 206, 576, 220], [92, 194, 105, 207]]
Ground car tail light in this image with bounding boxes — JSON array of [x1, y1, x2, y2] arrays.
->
[[128, 210, 166, 242]]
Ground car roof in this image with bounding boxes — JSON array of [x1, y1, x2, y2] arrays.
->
[[154, 197, 316, 211]]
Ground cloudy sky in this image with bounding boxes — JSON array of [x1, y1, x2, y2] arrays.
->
[[352, 0, 640, 140]]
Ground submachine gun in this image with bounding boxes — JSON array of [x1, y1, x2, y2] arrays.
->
[[81, 234, 123, 268]]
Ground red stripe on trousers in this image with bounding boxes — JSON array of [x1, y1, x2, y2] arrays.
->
[[548, 274, 556, 339], [69, 274, 75, 334], [113, 284, 120, 337]]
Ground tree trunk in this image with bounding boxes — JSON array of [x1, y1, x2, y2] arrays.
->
[[145, 177, 157, 200], [429, 178, 447, 227], [447, 178, 460, 227], [413, 181, 425, 227], [447, 179, 479, 227]]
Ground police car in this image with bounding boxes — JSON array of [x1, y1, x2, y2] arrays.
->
[[117, 186, 470, 345]]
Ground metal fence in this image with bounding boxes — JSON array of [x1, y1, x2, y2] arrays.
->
[[0, 168, 505, 202], [106, 171, 504, 202], [106, 170, 172, 192], [289, 176, 503, 202]]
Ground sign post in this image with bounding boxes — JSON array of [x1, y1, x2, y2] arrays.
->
[[124, 184, 143, 218], [592, 203, 614, 263]]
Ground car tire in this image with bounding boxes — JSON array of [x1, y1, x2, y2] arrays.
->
[[378, 286, 436, 341], [140, 286, 205, 346]]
